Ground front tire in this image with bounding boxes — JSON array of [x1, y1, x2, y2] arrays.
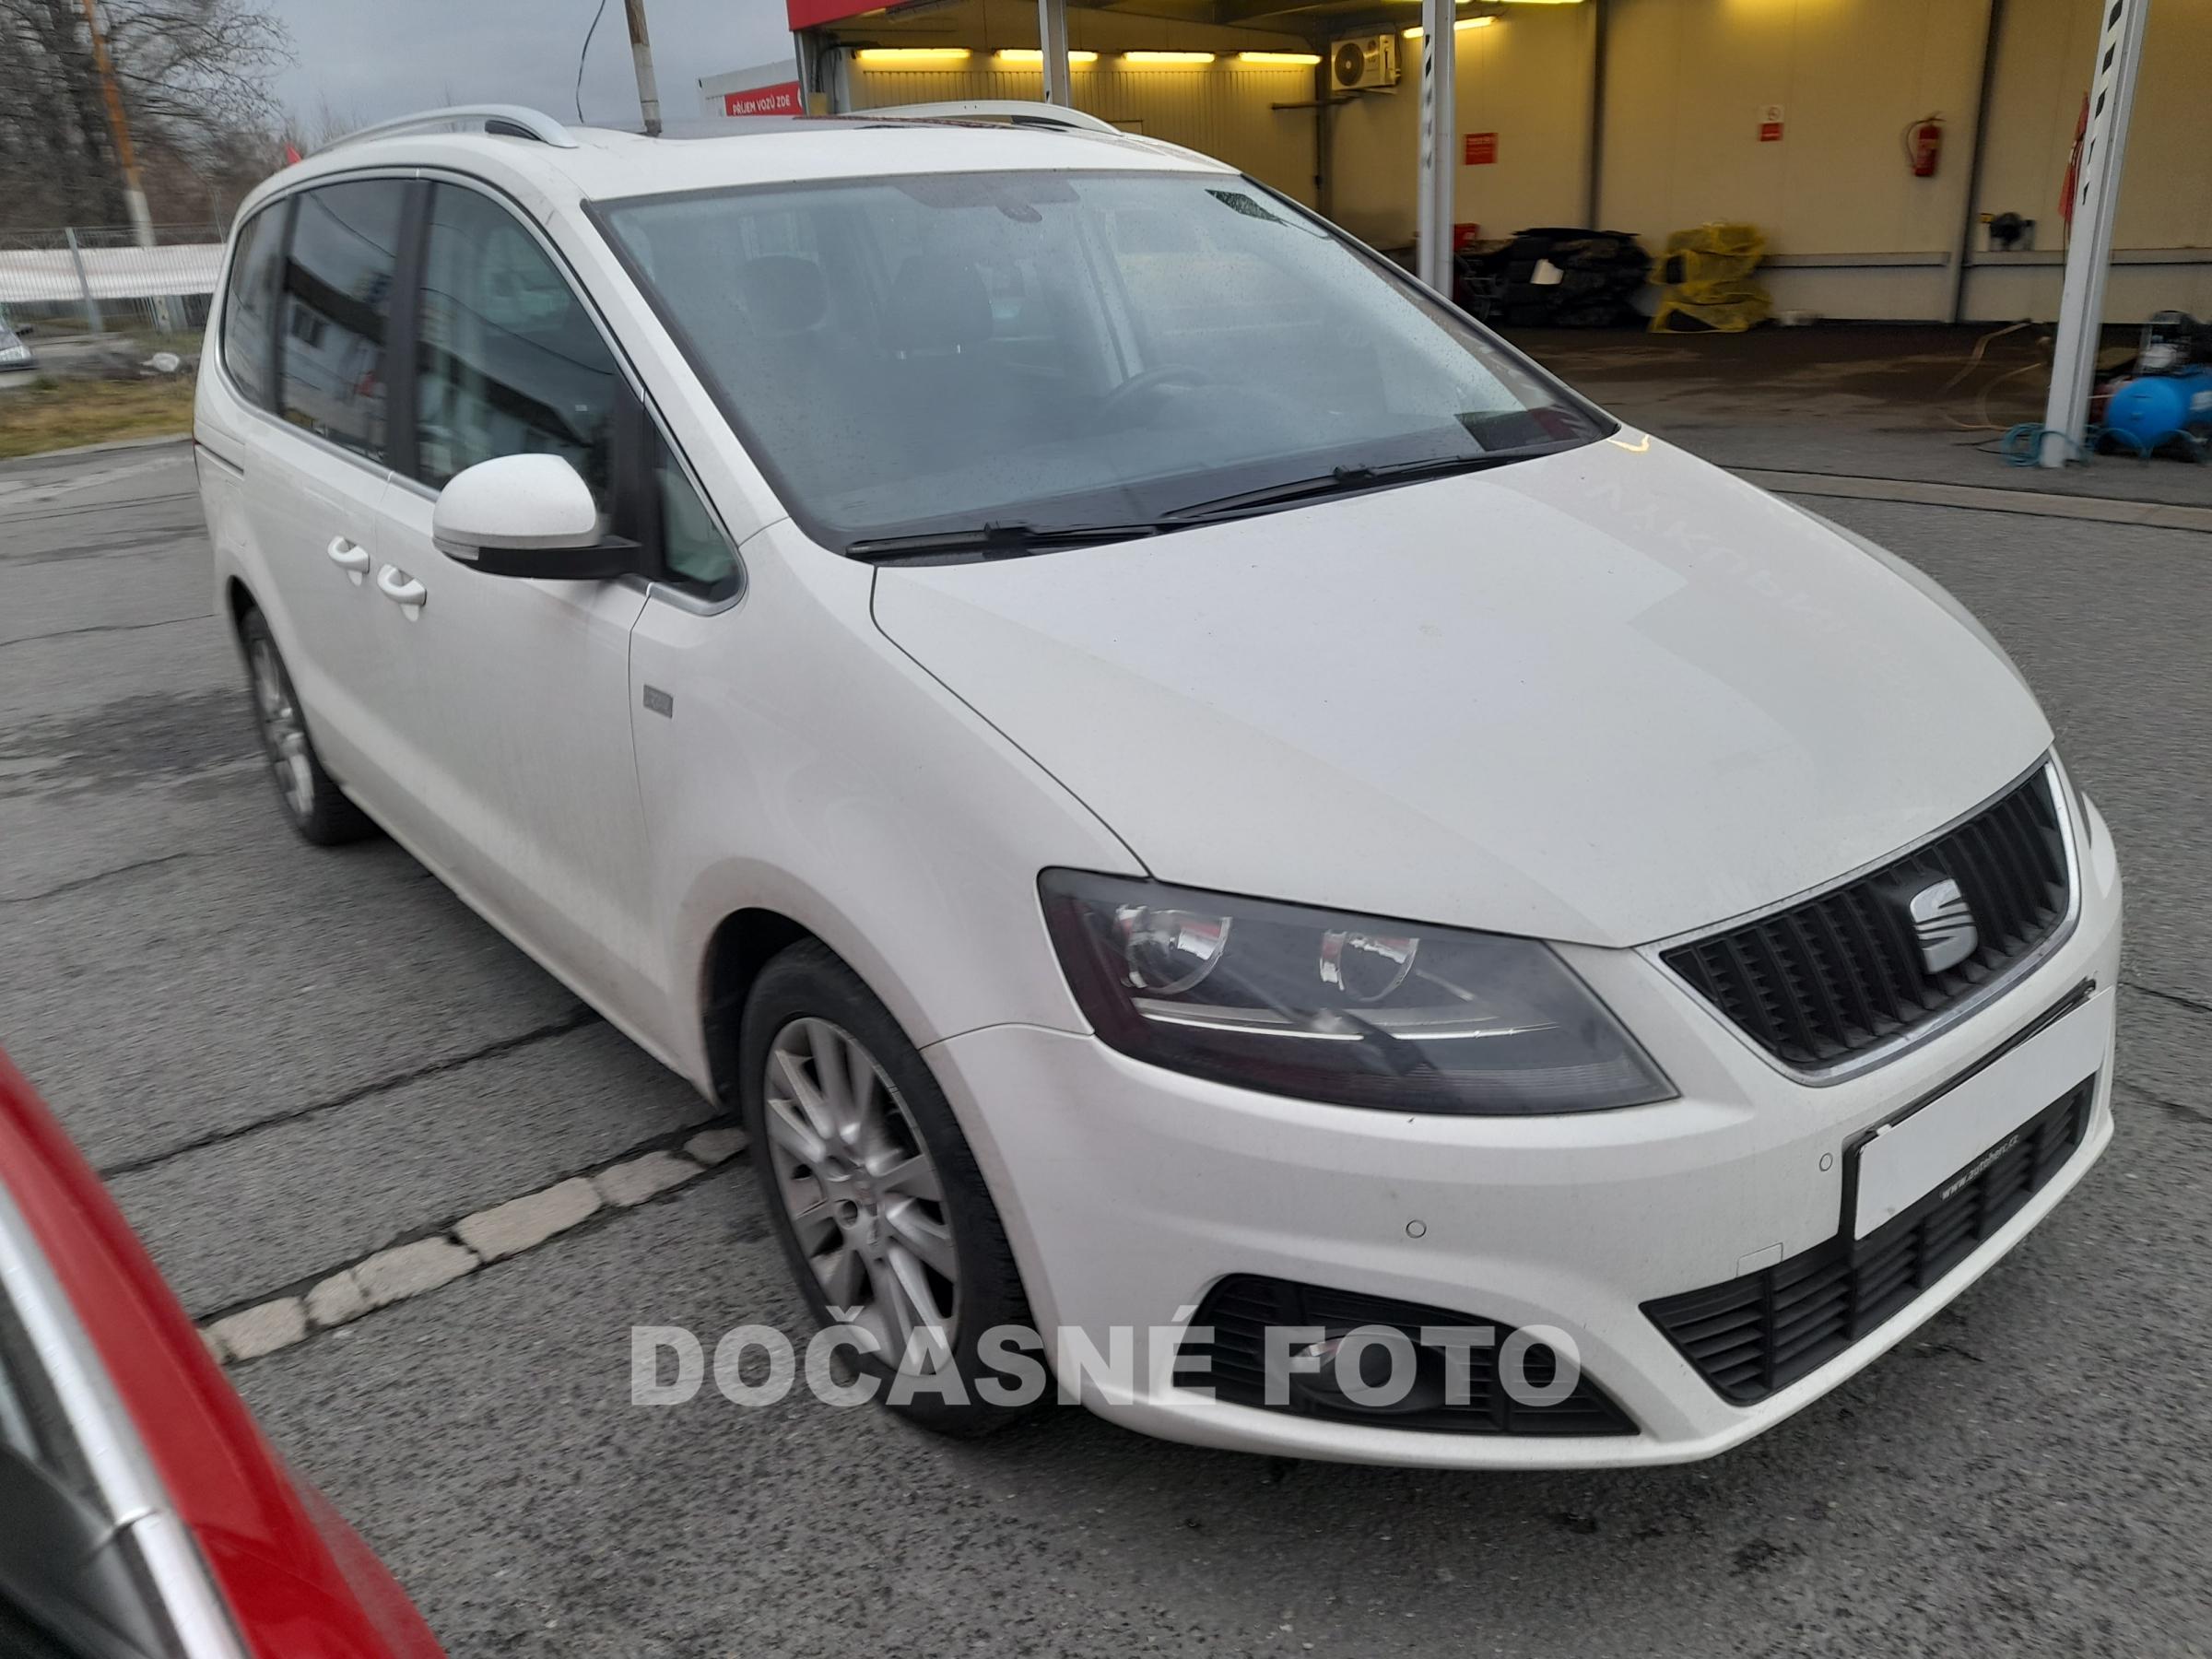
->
[[239, 609, 375, 845], [739, 941, 1041, 1438]]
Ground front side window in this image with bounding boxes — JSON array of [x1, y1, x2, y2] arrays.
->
[[220, 203, 285, 408], [655, 445, 735, 594], [278, 180, 408, 462], [597, 171, 1609, 551], [413, 184, 622, 512]]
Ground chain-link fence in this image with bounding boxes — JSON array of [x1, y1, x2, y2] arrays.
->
[[0, 224, 223, 342]]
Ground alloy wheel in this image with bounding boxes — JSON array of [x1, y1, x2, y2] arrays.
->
[[248, 636, 314, 821], [762, 1017, 958, 1369]]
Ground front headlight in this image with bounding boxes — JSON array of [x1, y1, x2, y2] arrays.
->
[[1040, 871, 1675, 1114]]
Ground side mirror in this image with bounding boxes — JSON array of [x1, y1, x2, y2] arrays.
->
[[431, 454, 640, 580]]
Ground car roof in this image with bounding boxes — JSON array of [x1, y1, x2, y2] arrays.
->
[[242, 115, 1234, 225]]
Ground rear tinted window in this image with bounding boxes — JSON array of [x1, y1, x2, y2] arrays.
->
[[220, 204, 285, 408], [279, 180, 408, 463]]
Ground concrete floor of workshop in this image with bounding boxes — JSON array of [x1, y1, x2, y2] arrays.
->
[[1507, 322, 2212, 511]]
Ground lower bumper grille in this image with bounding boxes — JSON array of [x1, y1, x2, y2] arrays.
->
[[1646, 1077, 2095, 1404], [1179, 1275, 1633, 1436]]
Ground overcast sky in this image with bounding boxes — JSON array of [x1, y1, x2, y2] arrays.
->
[[265, 0, 794, 133]]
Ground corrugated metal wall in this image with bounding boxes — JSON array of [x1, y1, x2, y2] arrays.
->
[[846, 63, 1323, 207]]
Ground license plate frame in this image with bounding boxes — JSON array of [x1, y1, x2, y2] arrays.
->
[[1848, 985, 2112, 1240]]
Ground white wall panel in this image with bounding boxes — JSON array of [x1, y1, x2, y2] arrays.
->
[[1597, 0, 1991, 265], [1328, 7, 1596, 252], [1972, 0, 2212, 266]]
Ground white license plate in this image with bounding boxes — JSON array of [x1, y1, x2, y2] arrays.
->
[[1851, 986, 2112, 1240]]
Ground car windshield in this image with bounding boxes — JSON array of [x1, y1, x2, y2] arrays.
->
[[596, 169, 1610, 551]]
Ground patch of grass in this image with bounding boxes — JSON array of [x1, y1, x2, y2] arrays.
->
[[124, 331, 205, 358], [0, 375, 195, 460]]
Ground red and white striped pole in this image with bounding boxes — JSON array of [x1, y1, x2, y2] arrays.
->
[[1415, 0, 1458, 299]]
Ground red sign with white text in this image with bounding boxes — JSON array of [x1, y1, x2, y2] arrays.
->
[[725, 80, 806, 118], [1464, 131, 1498, 166]]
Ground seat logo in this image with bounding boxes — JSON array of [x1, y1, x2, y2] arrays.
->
[[1908, 877, 1978, 974]]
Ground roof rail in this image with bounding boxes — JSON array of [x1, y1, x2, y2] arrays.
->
[[858, 100, 1123, 137], [323, 104, 579, 154]]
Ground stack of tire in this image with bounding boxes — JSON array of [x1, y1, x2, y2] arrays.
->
[[1455, 227, 1652, 328]]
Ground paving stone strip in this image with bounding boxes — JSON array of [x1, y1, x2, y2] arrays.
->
[[200, 1124, 750, 1364]]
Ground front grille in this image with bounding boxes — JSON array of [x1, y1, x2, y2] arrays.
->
[[1663, 767, 2071, 1070], [1646, 1077, 2093, 1403], [1178, 1275, 1633, 1436]]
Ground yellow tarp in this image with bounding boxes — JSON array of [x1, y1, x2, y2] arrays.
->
[[1650, 223, 1771, 334]]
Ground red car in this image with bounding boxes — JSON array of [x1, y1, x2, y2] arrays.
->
[[0, 1048, 442, 1658]]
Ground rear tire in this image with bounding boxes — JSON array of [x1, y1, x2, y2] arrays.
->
[[739, 940, 1042, 1439], [239, 609, 375, 846]]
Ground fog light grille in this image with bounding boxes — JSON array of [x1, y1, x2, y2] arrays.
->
[[1177, 1276, 1633, 1437]]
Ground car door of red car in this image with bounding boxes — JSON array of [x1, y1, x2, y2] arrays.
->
[[0, 1049, 443, 1659]]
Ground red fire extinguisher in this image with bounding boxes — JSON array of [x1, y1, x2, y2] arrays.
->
[[1907, 114, 1944, 178]]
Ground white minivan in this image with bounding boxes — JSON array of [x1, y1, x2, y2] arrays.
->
[[194, 103, 2121, 1468]]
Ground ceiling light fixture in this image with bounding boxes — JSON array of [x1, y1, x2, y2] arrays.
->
[[1403, 17, 1496, 36], [854, 47, 973, 62]]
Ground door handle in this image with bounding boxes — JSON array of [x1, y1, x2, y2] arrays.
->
[[326, 536, 371, 583], [375, 564, 429, 614]]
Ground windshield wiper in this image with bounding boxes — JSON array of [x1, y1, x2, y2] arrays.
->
[[845, 521, 1175, 562], [1163, 444, 1578, 524], [845, 441, 1585, 559]]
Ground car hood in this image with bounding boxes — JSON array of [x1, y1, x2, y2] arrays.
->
[[869, 434, 2052, 947]]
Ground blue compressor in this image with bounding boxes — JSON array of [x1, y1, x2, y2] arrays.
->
[[2102, 364, 2212, 455]]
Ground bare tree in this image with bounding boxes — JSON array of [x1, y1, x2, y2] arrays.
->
[[0, 0, 292, 232], [276, 96, 368, 161]]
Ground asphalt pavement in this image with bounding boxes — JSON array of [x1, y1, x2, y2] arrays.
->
[[1, 433, 2208, 1657]]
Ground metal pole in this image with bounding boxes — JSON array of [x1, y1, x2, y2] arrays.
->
[[624, 0, 664, 135], [1415, 0, 1457, 296], [1942, 0, 2004, 325], [794, 29, 820, 114], [63, 227, 103, 335], [76, 0, 175, 332], [1583, 0, 1607, 229], [1038, 0, 1072, 108], [1312, 58, 1334, 221], [2038, 0, 2151, 466]]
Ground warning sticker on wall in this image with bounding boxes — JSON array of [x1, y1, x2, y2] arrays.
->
[[1464, 131, 1499, 165], [1758, 103, 1784, 142]]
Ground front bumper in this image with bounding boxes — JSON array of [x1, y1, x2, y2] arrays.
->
[[924, 798, 2123, 1468]]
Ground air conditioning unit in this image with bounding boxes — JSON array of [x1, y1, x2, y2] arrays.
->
[[1329, 33, 1398, 93]]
